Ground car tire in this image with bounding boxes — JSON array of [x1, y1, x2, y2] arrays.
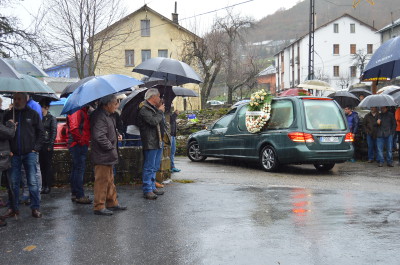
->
[[259, 145, 279, 172], [187, 141, 207, 162], [313, 163, 335, 171]]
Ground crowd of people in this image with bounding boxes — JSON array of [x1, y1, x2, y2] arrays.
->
[[346, 105, 398, 167], [0, 88, 181, 225]]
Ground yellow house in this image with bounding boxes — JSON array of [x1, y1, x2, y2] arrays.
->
[[93, 4, 201, 111]]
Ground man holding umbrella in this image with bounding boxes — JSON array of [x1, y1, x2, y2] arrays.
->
[[2, 92, 44, 218]]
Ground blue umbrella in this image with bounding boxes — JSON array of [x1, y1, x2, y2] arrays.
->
[[362, 36, 400, 81], [61, 74, 143, 115]]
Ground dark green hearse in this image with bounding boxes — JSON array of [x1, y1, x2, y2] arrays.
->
[[187, 96, 354, 172]]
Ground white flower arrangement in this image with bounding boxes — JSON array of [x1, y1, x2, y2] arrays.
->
[[245, 89, 272, 133]]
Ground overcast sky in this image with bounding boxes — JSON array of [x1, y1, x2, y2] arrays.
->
[[7, 0, 300, 33]]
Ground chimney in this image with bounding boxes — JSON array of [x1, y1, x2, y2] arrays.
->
[[172, 1, 179, 24]]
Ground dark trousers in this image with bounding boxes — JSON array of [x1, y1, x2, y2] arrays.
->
[[39, 145, 54, 188], [69, 145, 88, 199]]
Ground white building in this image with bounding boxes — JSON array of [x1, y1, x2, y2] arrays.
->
[[274, 14, 380, 91]]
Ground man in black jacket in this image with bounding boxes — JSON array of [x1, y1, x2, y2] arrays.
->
[[376, 106, 396, 167], [39, 100, 57, 194], [2, 92, 44, 218]]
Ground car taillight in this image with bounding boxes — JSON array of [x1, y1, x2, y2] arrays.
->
[[288, 132, 314, 143], [344, 133, 354, 142]]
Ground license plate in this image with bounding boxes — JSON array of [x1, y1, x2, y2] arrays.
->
[[320, 136, 339, 143]]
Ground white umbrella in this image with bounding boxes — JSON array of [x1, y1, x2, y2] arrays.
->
[[376, 85, 400, 94], [298, 80, 335, 91], [0, 58, 21, 79]]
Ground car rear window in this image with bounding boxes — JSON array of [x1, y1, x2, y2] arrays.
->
[[237, 100, 294, 131], [303, 99, 346, 130]]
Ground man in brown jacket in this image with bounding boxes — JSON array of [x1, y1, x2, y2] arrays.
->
[[90, 95, 126, 216]]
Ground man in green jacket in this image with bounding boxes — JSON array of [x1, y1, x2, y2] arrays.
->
[[137, 88, 166, 200]]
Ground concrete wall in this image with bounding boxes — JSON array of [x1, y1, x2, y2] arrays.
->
[[53, 146, 171, 185]]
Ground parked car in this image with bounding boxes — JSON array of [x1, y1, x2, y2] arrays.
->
[[187, 96, 354, 172], [49, 98, 68, 149], [231, 99, 250, 108], [207, 100, 224, 106]]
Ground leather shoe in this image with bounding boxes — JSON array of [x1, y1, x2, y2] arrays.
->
[[75, 196, 92, 204], [143, 192, 157, 200], [107, 205, 127, 211], [94, 208, 113, 216], [32, 209, 42, 218], [2, 209, 19, 218], [153, 189, 164, 195]]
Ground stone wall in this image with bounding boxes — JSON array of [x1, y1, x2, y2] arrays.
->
[[53, 146, 171, 185]]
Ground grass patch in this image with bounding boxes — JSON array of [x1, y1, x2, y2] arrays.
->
[[173, 179, 195, 184]]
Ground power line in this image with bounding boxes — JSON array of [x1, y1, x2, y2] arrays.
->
[[320, 0, 353, 7]]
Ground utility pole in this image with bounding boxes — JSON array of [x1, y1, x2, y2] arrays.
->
[[308, 0, 315, 80]]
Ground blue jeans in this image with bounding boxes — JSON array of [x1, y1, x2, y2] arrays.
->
[[170, 136, 176, 168], [10, 152, 40, 211], [142, 147, 163, 193], [377, 135, 393, 164], [125, 133, 142, 147], [366, 135, 377, 161], [69, 145, 88, 198]]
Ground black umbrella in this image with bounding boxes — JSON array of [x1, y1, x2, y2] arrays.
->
[[349, 88, 372, 98], [132, 57, 203, 85], [139, 76, 177, 88], [358, 94, 397, 108], [60, 76, 95, 98], [328, 91, 360, 108], [119, 85, 179, 126], [172, 86, 198, 97]]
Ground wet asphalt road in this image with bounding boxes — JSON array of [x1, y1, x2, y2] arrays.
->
[[1, 157, 400, 265]]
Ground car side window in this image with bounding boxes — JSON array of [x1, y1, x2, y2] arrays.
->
[[213, 113, 234, 129], [266, 100, 294, 130], [237, 105, 249, 131]]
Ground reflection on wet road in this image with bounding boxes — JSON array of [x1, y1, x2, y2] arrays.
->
[[1, 182, 400, 265]]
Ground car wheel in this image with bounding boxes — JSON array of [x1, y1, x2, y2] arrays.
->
[[187, 141, 207, 162], [314, 163, 335, 171], [260, 145, 279, 172]]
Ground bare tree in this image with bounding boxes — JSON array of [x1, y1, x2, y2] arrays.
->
[[181, 29, 224, 109], [43, 0, 130, 78], [314, 68, 330, 83], [215, 12, 259, 104], [336, 75, 351, 90], [351, 49, 371, 81], [0, 0, 48, 61]]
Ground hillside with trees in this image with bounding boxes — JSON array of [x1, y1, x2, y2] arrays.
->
[[249, 0, 399, 42]]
